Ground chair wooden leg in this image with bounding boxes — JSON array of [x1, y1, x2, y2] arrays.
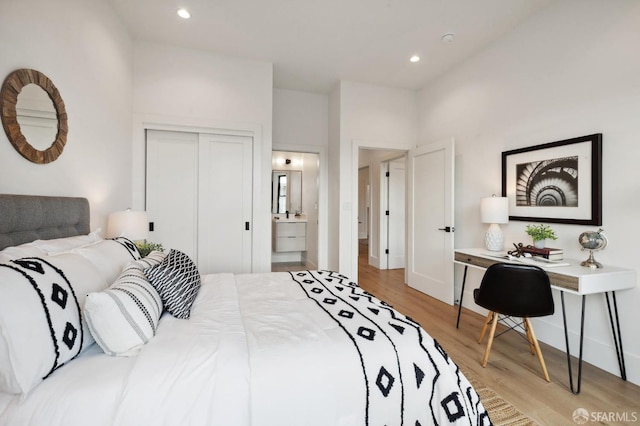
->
[[524, 318, 550, 382], [478, 311, 494, 344], [481, 312, 499, 367], [524, 320, 536, 354]]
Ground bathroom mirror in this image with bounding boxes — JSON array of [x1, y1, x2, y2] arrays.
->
[[0, 69, 68, 164], [271, 170, 302, 214]]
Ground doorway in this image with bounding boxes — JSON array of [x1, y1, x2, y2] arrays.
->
[[357, 148, 406, 271], [271, 150, 320, 271], [354, 140, 455, 305]]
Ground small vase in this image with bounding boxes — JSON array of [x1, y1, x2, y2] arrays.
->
[[533, 239, 546, 249]]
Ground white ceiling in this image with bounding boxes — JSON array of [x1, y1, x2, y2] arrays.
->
[[110, 0, 555, 94]]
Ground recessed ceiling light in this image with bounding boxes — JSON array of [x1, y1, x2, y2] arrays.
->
[[409, 55, 420, 63], [177, 8, 191, 19]]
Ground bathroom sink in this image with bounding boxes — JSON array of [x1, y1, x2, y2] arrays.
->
[[273, 214, 307, 223]]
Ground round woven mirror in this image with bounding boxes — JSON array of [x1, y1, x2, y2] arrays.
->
[[0, 69, 68, 164]]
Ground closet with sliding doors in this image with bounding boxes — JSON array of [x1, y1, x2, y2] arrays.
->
[[145, 129, 253, 274]]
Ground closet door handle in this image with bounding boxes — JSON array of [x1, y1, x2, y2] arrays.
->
[[245, 222, 250, 231], [438, 226, 454, 232]]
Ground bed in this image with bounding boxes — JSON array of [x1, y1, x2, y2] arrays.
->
[[0, 194, 490, 425]]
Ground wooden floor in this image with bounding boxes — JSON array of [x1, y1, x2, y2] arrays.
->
[[356, 241, 640, 425]]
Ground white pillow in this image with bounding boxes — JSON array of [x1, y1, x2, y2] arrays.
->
[[85, 251, 167, 356], [0, 243, 47, 263], [0, 254, 105, 394], [70, 237, 141, 284], [0, 229, 102, 262], [32, 229, 103, 254]]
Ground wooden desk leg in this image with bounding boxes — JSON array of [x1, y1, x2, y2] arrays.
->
[[605, 291, 627, 380], [561, 293, 586, 395], [456, 265, 469, 329]]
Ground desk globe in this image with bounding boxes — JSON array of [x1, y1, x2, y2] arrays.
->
[[579, 228, 608, 268]]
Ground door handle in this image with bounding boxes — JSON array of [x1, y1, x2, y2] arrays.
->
[[438, 226, 454, 233]]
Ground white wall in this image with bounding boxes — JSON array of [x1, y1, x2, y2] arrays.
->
[[418, 0, 640, 384], [336, 81, 417, 277], [328, 85, 342, 270], [0, 0, 133, 230], [273, 89, 328, 148], [130, 41, 274, 272]]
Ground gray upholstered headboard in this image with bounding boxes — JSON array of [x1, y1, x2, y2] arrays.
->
[[0, 194, 90, 250]]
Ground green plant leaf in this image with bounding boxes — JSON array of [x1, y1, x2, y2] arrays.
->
[[525, 224, 558, 241], [135, 240, 165, 257]]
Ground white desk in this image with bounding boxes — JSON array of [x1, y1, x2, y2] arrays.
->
[[454, 248, 636, 394]]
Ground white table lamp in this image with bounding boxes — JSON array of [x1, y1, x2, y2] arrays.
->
[[107, 209, 149, 241], [480, 196, 509, 251]]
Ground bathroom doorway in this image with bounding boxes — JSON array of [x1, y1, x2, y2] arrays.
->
[[271, 150, 320, 271]]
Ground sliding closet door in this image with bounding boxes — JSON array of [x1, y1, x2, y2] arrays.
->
[[146, 130, 199, 261], [146, 130, 253, 274], [198, 133, 253, 274]]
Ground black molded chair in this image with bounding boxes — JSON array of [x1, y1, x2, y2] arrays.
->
[[474, 263, 554, 381]]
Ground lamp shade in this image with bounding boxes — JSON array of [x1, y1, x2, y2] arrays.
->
[[107, 209, 148, 240], [480, 196, 509, 224]]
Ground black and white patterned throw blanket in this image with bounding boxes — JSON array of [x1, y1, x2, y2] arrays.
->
[[289, 270, 491, 426]]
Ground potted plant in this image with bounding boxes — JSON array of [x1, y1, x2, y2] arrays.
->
[[525, 224, 557, 248], [135, 240, 164, 257]]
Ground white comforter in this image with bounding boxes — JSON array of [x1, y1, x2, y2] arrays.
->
[[0, 271, 488, 426]]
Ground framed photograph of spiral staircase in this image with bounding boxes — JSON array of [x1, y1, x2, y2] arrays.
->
[[501, 133, 602, 225]]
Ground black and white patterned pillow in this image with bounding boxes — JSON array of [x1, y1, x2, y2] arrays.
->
[[144, 249, 201, 319], [0, 239, 144, 394], [84, 251, 167, 356], [0, 257, 85, 394], [111, 237, 142, 259]]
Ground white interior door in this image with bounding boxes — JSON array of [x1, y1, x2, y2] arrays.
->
[[146, 130, 199, 261], [407, 139, 455, 305], [387, 157, 406, 269], [198, 133, 253, 274]]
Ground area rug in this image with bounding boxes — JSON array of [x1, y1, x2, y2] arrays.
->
[[466, 375, 539, 426]]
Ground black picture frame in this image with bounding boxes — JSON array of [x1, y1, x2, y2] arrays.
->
[[501, 133, 602, 225]]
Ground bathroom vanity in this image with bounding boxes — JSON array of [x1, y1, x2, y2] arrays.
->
[[272, 216, 307, 252]]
